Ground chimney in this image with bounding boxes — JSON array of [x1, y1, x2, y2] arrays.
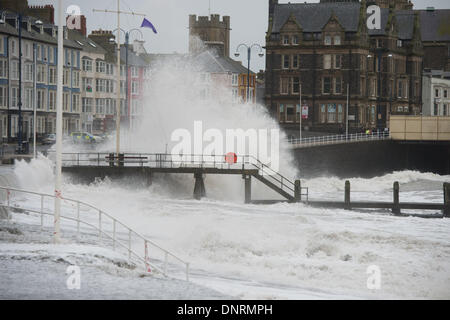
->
[[66, 14, 87, 36], [27, 4, 55, 24], [88, 29, 116, 52]]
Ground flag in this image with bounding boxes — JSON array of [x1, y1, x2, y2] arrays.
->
[[141, 18, 157, 34]]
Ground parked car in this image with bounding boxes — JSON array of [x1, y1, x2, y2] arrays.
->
[[70, 132, 96, 144], [42, 133, 56, 145]]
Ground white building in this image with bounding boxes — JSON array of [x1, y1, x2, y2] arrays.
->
[[422, 70, 450, 116]]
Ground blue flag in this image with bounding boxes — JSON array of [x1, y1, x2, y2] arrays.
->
[[141, 18, 157, 34]]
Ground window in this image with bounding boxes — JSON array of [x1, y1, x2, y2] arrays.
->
[[320, 104, 326, 123], [83, 78, 93, 92], [96, 61, 105, 73], [398, 81, 403, 98], [63, 69, 70, 86], [72, 71, 80, 87], [11, 39, 17, 56], [280, 78, 289, 94], [324, 55, 331, 69], [11, 61, 19, 80], [283, 35, 289, 45], [232, 73, 238, 86], [96, 79, 106, 92], [279, 104, 284, 120], [0, 86, 7, 107], [292, 35, 299, 45], [72, 94, 80, 113], [49, 67, 56, 85], [282, 55, 290, 69], [132, 81, 139, 94], [292, 55, 299, 69], [49, 47, 54, 63], [63, 92, 69, 111], [82, 59, 92, 72], [0, 59, 7, 78], [335, 77, 342, 94], [371, 78, 377, 97], [82, 98, 93, 113], [444, 90, 448, 98], [24, 88, 33, 109], [37, 65, 46, 83], [38, 89, 46, 110], [42, 45, 47, 61], [10, 87, 19, 108], [324, 35, 331, 45], [327, 104, 336, 123], [334, 35, 341, 45], [36, 44, 41, 60], [131, 67, 138, 77], [338, 104, 343, 123], [24, 64, 33, 82], [435, 88, 439, 98], [96, 98, 105, 114], [323, 77, 331, 94], [48, 90, 55, 110], [292, 77, 300, 94], [334, 55, 342, 69], [0, 36, 3, 54]]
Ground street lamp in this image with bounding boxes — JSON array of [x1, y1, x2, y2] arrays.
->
[[111, 28, 143, 132], [234, 43, 264, 103]]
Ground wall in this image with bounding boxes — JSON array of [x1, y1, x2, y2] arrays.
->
[[293, 140, 450, 178], [390, 115, 450, 140]]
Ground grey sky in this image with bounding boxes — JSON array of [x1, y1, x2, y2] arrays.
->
[[29, 0, 449, 72]]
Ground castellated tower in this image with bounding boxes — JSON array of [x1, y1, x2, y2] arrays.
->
[[189, 14, 230, 57]]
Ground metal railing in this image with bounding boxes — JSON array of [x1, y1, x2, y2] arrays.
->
[[288, 132, 390, 147], [56, 153, 300, 199], [0, 186, 190, 281]]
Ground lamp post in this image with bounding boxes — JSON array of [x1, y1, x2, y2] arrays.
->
[[234, 43, 264, 103], [110, 28, 143, 132], [17, 14, 23, 153]]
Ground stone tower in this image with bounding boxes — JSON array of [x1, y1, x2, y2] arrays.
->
[[189, 14, 230, 57]]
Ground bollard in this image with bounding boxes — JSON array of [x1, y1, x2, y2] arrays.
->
[[444, 183, 450, 218], [109, 153, 114, 167], [344, 180, 351, 210], [392, 181, 400, 215], [119, 153, 125, 167], [294, 180, 301, 202], [244, 175, 251, 204]]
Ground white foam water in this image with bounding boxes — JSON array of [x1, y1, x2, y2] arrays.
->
[[7, 156, 450, 299]]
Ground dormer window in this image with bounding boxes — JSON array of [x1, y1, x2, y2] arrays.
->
[[324, 35, 332, 45], [282, 35, 290, 45], [334, 35, 341, 45], [292, 35, 299, 45]]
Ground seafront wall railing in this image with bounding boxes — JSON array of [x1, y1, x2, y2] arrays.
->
[[288, 132, 390, 147], [0, 186, 190, 281]]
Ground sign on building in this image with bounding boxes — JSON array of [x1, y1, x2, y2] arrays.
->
[[302, 105, 308, 119]]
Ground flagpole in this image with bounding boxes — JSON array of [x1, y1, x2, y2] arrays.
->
[[54, 0, 63, 243]]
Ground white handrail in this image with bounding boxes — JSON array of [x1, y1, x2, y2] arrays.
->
[[288, 132, 390, 146], [0, 185, 190, 281]]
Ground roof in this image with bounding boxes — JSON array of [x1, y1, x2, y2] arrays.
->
[[418, 9, 450, 42], [192, 51, 253, 74], [67, 29, 106, 55], [272, 3, 449, 42], [272, 2, 361, 33], [0, 9, 82, 49]]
